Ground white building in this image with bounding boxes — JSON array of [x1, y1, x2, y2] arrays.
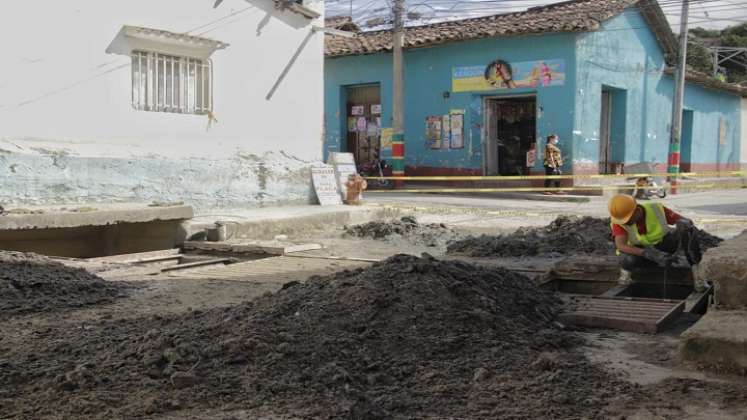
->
[[742, 98, 747, 170], [0, 0, 324, 208]]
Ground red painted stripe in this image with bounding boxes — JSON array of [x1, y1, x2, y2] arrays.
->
[[392, 143, 404, 156], [667, 153, 681, 166]]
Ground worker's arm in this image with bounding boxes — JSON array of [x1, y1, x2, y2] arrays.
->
[[614, 234, 644, 256]]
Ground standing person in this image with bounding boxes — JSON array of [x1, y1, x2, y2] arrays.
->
[[543, 134, 564, 195]]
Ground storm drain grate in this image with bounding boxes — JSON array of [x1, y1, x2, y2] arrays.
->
[[559, 296, 685, 334]]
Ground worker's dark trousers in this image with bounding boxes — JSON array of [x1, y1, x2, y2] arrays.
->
[[544, 166, 560, 189], [620, 227, 700, 272]]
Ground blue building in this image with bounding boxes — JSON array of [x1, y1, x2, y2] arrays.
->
[[323, 0, 746, 183]]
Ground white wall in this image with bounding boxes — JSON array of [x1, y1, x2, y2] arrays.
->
[[0, 0, 324, 208], [742, 98, 747, 169]]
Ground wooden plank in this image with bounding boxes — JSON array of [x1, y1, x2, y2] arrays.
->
[[183, 240, 323, 256], [160, 258, 232, 272], [86, 248, 180, 263]]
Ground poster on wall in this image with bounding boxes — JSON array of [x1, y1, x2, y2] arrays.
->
[[452, 59, 566, 93], [371, 104, 382, 114], [426, 116, 442, 149], [441, 115, 451, 149], [450, 113, 464, 149], [347, 117, 357, 132], [351, 105, 365, 116], [380, 128, 394, 149], [356, 117, 368, 132]]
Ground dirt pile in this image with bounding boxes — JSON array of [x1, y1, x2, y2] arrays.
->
[[448, 215, 615, 257], [447, 215, 724, 258], [0, 254, 640, 419], [0, 251, 125, 320], [344, 215, 459, 246]]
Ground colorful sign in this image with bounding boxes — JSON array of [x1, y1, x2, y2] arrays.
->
[[380, 127, 394, 149], [452, 59, 566, 93]]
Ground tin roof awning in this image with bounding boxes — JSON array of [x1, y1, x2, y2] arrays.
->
[[106, 25, 229, 59]]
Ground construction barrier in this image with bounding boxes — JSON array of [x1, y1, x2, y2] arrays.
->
[[362, 171, 745, 181]]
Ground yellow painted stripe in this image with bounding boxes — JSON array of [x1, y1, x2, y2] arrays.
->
[[365, 182, 746, 194], [362, 171, 745, 181]]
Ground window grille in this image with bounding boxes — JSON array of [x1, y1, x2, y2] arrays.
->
[[131, 51, 212, 114]]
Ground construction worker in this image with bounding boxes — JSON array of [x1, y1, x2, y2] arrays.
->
[[608, 194, 701, 272]]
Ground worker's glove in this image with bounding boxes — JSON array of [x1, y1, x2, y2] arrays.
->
[[642, 248, 675, 267], [670, 255, 692, 269], [676, 219, 694, 231]]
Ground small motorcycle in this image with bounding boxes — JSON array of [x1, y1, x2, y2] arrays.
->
[[634, 176, 667, 199], [358, 158, 393, 189]]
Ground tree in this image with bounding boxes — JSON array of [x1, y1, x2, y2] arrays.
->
[[688, 24, 747, 84]]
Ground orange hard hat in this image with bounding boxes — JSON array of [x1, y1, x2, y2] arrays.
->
[[608, 194, 637, 225]]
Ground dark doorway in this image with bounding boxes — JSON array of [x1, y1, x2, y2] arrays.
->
[[484, 96, 536, 176], [599, 90, 612, 174], [681, 109, 694, 172], [345, 84, 382, 166]]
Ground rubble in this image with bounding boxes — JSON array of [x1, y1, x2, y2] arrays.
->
[[344, 215, 459, 246], [1, 254, 641, 419], [0, 251, 126, 320], [447, 215, 723, 258]]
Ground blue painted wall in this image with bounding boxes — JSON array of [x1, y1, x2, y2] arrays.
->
[[325, 8, 742, 174], [325, 33, 578, 172], [574, 9, 742, 172]]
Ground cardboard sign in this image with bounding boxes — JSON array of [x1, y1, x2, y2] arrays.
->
[[328, 152, 358, 201], [311, 165, 342, 206], [351, 105, 365, 116], [371, 104, 382, 114]]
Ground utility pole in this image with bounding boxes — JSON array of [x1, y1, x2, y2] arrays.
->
[[391, 0, 406, 188], [667, 0, 689, 195]]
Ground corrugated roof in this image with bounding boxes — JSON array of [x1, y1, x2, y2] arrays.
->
[[325, 0, 672, 58]]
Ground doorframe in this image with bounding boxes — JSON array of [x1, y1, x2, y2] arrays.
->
[[342, 83, 382, 164], [481, 93, 538, 176], [599, 90, 613, 174]]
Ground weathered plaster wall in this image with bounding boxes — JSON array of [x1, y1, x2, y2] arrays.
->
[[742, 98, 747, 169], [324, 33, 578, 174], [0, 0, 324, 207], [575, 10, 742, 173]]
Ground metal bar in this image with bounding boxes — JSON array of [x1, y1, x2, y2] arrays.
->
[[171, 56, 175, 110], [201, 60, 206, 112], [154, 52, 159, 111]]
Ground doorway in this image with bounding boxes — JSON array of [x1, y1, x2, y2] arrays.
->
[[345, 84, 382, 166], [680, 110, 694, 172], [484, 96, 537, 176], [599, 87, 627, 174], [599, 90, 612, 174]]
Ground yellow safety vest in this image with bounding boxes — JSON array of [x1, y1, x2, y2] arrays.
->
[[612, 202, 671, 252]]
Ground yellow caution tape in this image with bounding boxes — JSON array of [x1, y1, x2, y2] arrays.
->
[[363, 171, 745, 181], [365, 182, 746, 194]]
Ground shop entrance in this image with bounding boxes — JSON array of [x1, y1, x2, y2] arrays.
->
[[345, 84, 382, 166], [484, 96, 537, 176]]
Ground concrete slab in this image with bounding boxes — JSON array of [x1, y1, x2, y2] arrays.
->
[[185, 204, 396, 241], [697, 231, 747, 309], [0, 203, 193, 230], [680, 310, 747, 374]]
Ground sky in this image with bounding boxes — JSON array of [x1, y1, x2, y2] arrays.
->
[[325, 0, 746, 32]]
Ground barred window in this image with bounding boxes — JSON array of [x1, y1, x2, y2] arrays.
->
[[131, 51, 212, 114]]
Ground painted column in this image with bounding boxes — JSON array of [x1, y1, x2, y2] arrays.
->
[[391, 133, 405, 188]]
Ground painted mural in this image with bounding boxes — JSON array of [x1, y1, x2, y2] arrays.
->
[[452, 59, 566, 92]]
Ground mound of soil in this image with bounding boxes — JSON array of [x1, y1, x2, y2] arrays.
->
[[344, 216, 459, 247], [448, 215, 615, 257], [0, 251, 124, 320], [0, 254, 640, 419], [447, 215, 723, 258]]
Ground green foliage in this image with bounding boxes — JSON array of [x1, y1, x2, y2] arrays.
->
[[688, 24, 747, 84]]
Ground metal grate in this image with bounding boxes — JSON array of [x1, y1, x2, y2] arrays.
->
[[131, 51, 212, 114]]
